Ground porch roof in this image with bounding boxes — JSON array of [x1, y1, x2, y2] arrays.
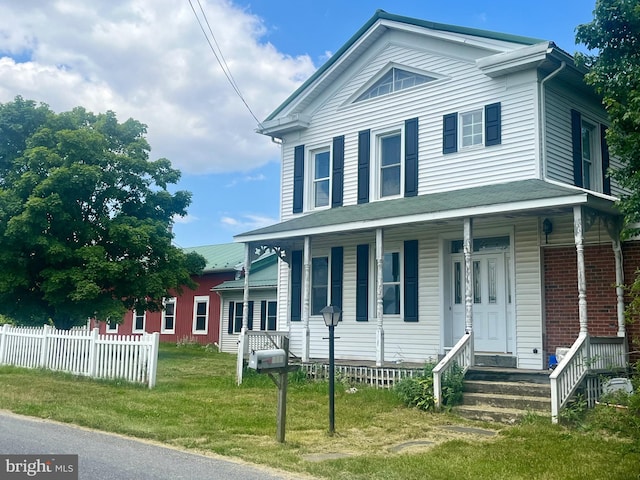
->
[[235, 179, 618, 243]]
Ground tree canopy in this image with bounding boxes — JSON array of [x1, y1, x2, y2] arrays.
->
[[576, 0, 640, 232], [0, 96, 205, 329]]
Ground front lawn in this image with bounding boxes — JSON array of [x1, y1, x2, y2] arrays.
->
[[0, 343, 637, 479]]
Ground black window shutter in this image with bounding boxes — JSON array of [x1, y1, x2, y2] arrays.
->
[[228, 301, 234, 334], [404, 240, 419, 322], [404, 117, 419, 197], [356, 244, 369, 321], [601, 124, 611, 195], [571, 109, 583, 187], [485, 102, 501, 146], [443, 113, 458, 154], [247, 301, 254, 330], [260, 300, 267, 330], [357, 130, 370, 204], [291, 250, 302, 321], [332, 136, 344, 208], [234, 304, 243, 333], [293, 145, 305, 213], [330, 246, 343, 310]]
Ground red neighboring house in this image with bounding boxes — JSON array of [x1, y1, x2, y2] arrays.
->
[[92, 243, 245, 345]]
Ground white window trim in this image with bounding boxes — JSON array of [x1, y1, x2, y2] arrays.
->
[[161, 297, 176, 334], [459, 108, 484, 150], [372, 124, 404, 201], [265, 300, 277, 331], [132, 310, 146, 333], [106, 319, 118, 333], [192, 295, 209, 335], [306, 144, 332, 211]]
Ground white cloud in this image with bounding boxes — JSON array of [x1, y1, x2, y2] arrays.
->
[[220, 213, 277, 232], [0, 0, 315, 175]]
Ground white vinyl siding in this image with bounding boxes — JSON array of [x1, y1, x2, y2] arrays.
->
[[279, 41, 539, 221], [544, 84, 623, 196]]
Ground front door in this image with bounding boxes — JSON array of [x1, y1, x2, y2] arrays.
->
[[447, 238, 511, 353]]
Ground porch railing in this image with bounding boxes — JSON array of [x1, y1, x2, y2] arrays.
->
[[433, 331, 473, 408], [237, 331, 288, 385], [549, 334, 627, 423]]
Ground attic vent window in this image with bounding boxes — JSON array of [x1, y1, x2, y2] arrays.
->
[[356, 68, 434, 102]]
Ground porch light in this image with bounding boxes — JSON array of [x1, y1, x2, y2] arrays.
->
[[321, 304, 341, 435], [321, 305, 342, 327]]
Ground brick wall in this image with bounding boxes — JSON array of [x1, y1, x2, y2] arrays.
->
[[543, 241, 640, 360]]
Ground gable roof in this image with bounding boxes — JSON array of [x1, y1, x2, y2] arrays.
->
[[213, 252, 278, 291], [235, 180, 617, 243], [261, 10, 546, 126], [183, 243, 245, 273]]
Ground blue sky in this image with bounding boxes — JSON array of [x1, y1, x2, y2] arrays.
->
[[0, 1, 597, 248]]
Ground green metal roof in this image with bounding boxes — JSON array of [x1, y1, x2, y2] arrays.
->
[[265, 10, 546, 122], [182, 243, 245, 273], [213, 253, 278, 291], [235, 180, 615, 241]]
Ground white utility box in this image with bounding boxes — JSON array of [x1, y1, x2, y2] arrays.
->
[[248, 349, 287, 371]]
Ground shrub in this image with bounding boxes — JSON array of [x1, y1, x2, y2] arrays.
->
[[394, 362, 464, 411]]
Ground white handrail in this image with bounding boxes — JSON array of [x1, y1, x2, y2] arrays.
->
[[433, 331, 473, 408], [549, 333, 589, 423]]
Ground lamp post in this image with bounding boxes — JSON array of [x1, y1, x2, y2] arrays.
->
[[321, 304, 341, 435]]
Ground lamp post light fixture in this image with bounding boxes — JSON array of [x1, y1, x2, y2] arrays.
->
[[321, 304, 341, 435]]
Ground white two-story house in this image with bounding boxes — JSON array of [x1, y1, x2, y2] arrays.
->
[[235, 11, 637, 388]]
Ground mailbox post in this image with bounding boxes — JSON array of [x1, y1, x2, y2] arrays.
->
[[247, 337, 296, 443]]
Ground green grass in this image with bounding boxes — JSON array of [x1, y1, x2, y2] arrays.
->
[[0, 343, 638, 479]]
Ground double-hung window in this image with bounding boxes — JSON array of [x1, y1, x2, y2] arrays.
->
[[312, 149, 331, 208], [581, 120, 597, 190], [443, 103, 501, 154], [192, 296, 209, 334], [461, 110, 483, 148], [106, 318, 118, 333], [133, 310, 145, 333], [379, 133, 402, 198], [162, 297, 176, 334]]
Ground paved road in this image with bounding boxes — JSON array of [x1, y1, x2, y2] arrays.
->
[[0, 411, 307, 480]]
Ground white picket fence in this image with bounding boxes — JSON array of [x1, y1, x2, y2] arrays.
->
[[0, 324, 160, 388]]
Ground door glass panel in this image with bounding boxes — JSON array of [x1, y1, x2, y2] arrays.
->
[[488, 259, 497, 304], [454, 261, 461, 304], [473, 261, 481, 304]]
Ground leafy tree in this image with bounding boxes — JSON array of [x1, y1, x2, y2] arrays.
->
[[0, 97, 205, 329], [576, 0, 640, 230]]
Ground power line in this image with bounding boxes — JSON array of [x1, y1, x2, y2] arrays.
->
[[187, 0, 263, 128]]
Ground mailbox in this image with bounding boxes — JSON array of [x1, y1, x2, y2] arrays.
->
[[248, 349, 287, 371]]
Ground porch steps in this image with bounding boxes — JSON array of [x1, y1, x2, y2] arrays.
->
[[454, 367, 551, 423]]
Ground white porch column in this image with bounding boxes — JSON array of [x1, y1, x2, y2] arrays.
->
[[375, 228, 384, 366], [573, 206, 588, 335], [612, 237, 626, 337], [463, 217, 474, 333], [236, 242, 252, 385], [302, 236, 311, 362]]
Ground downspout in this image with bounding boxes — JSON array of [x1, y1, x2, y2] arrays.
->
[[540, 60, 566, 180]]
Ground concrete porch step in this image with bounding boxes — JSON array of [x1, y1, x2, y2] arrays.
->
[[454, 367, 552, 423], [454, 404, 545, 424], [462, 391, 551, 411], [464, 379, 551, 397]]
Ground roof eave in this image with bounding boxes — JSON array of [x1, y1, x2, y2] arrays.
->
[[235, 193, 593, 243]]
